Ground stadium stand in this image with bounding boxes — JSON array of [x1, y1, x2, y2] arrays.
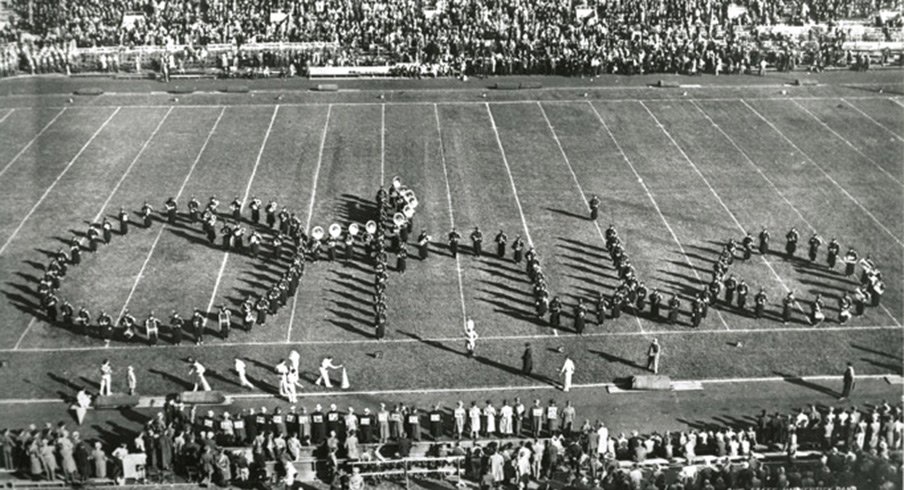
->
[[0, 0, 901, 78], [1, 398, 901, 487]]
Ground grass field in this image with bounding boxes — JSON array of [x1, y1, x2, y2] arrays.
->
[[0, 72, 901, 403]]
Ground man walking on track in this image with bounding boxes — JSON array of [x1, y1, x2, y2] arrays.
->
[[647, 339, 661, 374], [234, 358, 255, 389], [839, 363, 855, 400], [559, 356, 575, 392]]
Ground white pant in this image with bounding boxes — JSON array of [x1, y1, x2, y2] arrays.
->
[[100, 375, 112, 396], [195, 374, 211, 391], [316, 367, 332, 387], [237, 371, 254, 388], [562, 372, 573, 392]]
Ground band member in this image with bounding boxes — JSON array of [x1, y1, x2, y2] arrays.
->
[[448, 228, 461, 258], [736, 280, 749, 311], [838, 295, 852, 325], [470, 227, 483, 257], [511, 235, 524, 263], [826, 238, 840, 269], [249, 197, 262, 223], [588, 195, 601, 220], [464, 317, 478, 357], [785, 227, 799, 258], [782, 291, 795, 324], [843, 248, 858, 276], [188, 197, 201, 222], [574, 299, 586, 335], [494, 230, 507, 259], [754, 288, 767, 319], [118, 207, 129, 235], [649, 289, 662, 319], [218, 305, 232, 339], [230, 196, 242, 221], [741, 232, 754, 260], [140, 201, 154, 228], [164, 197, 177, 224], [191, 309, 205, 345], [808, 233, 823, 262], [397, 246, 408, 274], [144, 311, 160, 345], [417, 230, 431, 260], [266, 200, 278, 229], [170, 311, 184, 345], [549, 296, 562, 328], [668, 294, 680, 325], [758, 227, 770, 255], [101, 218, 113, 244]]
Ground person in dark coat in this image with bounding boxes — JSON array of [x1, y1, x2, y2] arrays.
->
[[839, 363, 855, 400], [521, 343, 533, 376], [573, 299, 586, 335]]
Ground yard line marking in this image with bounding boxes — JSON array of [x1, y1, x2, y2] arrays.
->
[[0, 107, 120, 257], [585, 101, 730, 330], [537, 102, 645, 335], [380, 103, 386, 186], [12, 318, 37, 351], [841, 98, 904, 144], [640, 101, 805, 315], [117, 107, 227, 320], [434, 104, 469, 328], [742, 99, 904, 249], [304, 105, 332, 232], [485, 103, 534, 247], [0, 108, 66, 180], [286, 104, 332, 343], [92, 107, 175, 223], [791, 100, 903, 187], [892, 99, 904, 110], [205, 105, 280, 317], [1, 323, 898, 353], [0, 108, 14, 124], [692, 100, 901, 328]]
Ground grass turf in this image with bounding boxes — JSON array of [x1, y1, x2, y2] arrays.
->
[[0, 73, 901, 405]]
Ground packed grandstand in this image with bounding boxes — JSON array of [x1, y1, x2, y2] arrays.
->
[[0, 0, 902, 78]]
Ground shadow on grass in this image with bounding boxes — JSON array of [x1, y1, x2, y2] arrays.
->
[[772, 371, 838, 398], [148, 369, 193, 390], [545, 207, 589, 222], [588, 349, 645, 370], [851, 343, 902, 361]]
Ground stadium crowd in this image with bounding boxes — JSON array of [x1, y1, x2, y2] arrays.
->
[[2, 397, 902, 487], [1, 0, 901, 78]]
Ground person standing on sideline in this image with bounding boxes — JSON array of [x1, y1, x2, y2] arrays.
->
[[234, 358, 255, 389], [647, 339, 661, 374], [73, 389, 92, 425], [521, 343, 533, 376], [99, 360, 113, 396], [560, 356, 575, 392], [839, 363, 856, 400], [315, 356, 343, 388], [464, 318, 478, 357], [126, 366, 137, 396]]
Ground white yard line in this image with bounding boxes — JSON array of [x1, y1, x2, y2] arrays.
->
[[892, 98, 904, 110], [742, 99, 904, 250], [840, 98, 904, 144], [286, 104, 332, 343], [434, 104, 469, 328], [204, 105, 280, 317], [639, 101, 805, 315], [11, 317, 37, 351], [485, 103, 534, 247], [92, 107, 175, 223], [692, 100, 901, 328], [585, 101, 731, 330], [380, 103, 386, 186], [0, 108, 14, 124], [0, 107, 120, 257], [537, 102, 646, 335], [791, 100, 903, 187], [116, 107, 227, 320], [1, 323, 898, 353], [0, 108, 65, 180]]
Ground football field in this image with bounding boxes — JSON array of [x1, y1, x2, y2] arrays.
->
[[0, 72, 901, 406]]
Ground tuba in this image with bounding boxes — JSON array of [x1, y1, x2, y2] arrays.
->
[[311, 226, 325, 241], [365, 220, 377, 234], [393, 212, 407, 227], [348, 223, 360, 237], [329, 223, 342, 239]]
